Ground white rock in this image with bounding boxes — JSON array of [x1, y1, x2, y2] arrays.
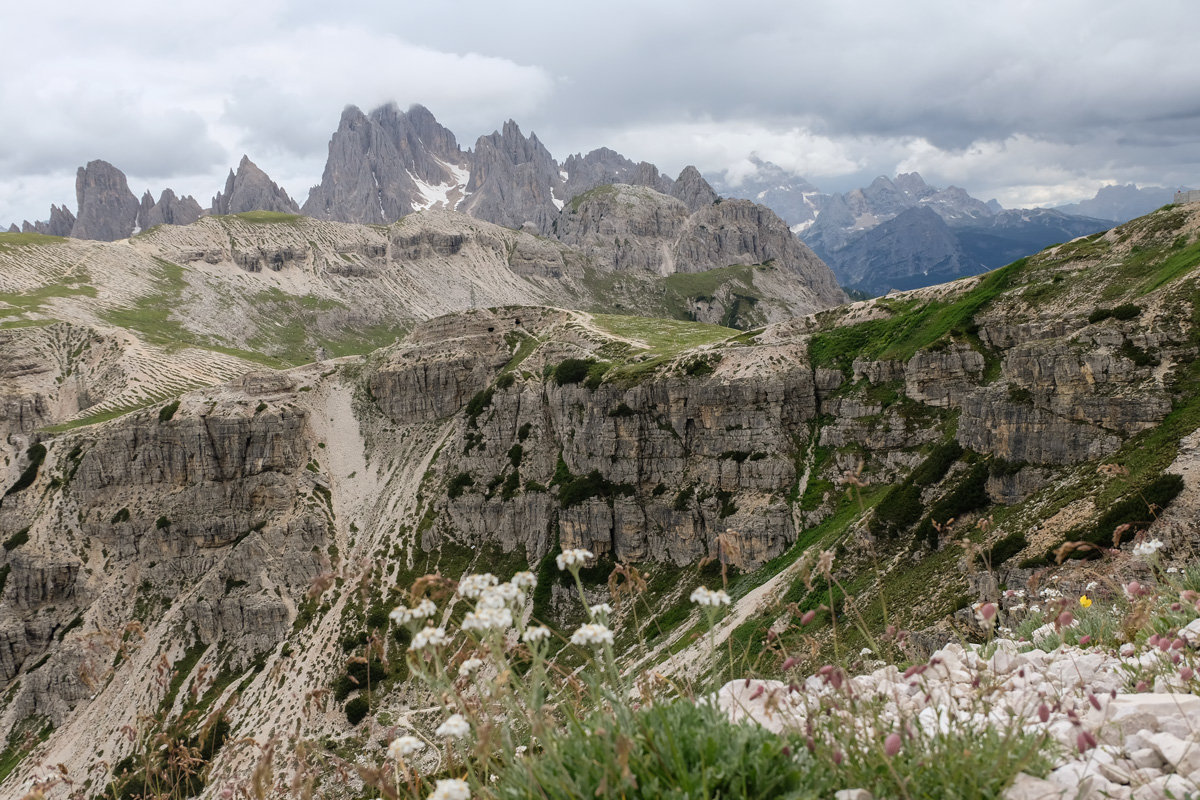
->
[[1128, 748, 1163, 770], [1180, 618, 1200, 648], [1145, 730, 1200, 775], [1098, 759, 1134, 785], [1004, 772, 1070, 799], [834, 790, 873, 800]]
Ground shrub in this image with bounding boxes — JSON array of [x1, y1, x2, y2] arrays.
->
[[552, 359, 593, 386], [609, 403, 637, 418], [508, 444, 523, 468], [447, 473, 474, 500], [984, 532, 1028, 566], [2, 528, 30, 551], [111, 507, 131, 524], [155, 516, 171, 530], [557, 470, 634, 508], [465, 388, 494, 428], [1112, 303, 1142, 320], [496, 373, 516, 390], [158, 400, 180, 422], [4, 443, 46, 497], [344, 696, 370, 725]]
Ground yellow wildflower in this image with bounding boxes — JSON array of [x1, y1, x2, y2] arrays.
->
[[1079, 595, 1093, 608]]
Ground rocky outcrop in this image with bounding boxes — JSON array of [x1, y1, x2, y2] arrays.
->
[[69, 160, 139, 241], [137, 188, 202, 230], [460, 121, 563, 234], [554, 184, 689, 272], [211, 156, 300, 216], [302, 103, 468, 224], [20, 204, 76, 237], [670, 166, 719, 213], [561, 148, 673, 205]]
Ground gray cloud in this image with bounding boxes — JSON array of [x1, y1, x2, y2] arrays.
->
[[3, 0, 1199, 224]]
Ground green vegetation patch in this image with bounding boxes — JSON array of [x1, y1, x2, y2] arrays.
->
[[0, 232, 67, 252], [3, 443, 46, 498], [229, 211, 303, 225], [808, 259, 1022, 374]]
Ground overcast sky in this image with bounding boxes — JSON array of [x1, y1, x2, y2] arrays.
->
[[4, 0, 1199, 225]]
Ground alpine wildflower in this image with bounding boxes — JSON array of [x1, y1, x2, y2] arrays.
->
[[388, 735, 425, 760], [428, 778, 471, 800], [522, 625, 551, 644], [1079, 595, 1093, 608], [689, 587, 731, 607], [435, 713, 471, 739], [556, 548, 594, 571], [1133, 539, 1164, 557], [458, 574, 499, 599], [412, 626, 450, 650], [570, 622, 614, 648]]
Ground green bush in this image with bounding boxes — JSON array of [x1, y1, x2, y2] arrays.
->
[[552, 358, 594, 386], [557, 470, 634, 508], [344, 696, 370, 725], [1112, 303, 1142, 320], [508, 444, 523, 468], [2, 528, 30, 551], [496, 373, 516, 390], [158, 400, 180, 422], [447, 472, 475, 500], [984, 532, 1028, 566], [4, 443, 46, 497], [155, 516, 171, 530], [111, 507, 131, 524], [465, 388, 494, 428], [1071, 474, 1184, 552], [494, 700, 827, 800]]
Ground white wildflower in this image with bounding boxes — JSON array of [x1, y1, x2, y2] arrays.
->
[[570, 622, 613, 648], [588, 602, 613, 618], [522, 625, 551, 644], [1133, 539, 1164, 557], [1168, 566, 1180, 573], [412, 626, 449, 650], [435, 713, 471, 739], [556, 548, 594, 571], [689, 587, 731, 607], [390, 598, 437, 626], [462, 606, 513, 633], [478, 582, 522, 609], [458, 573, 499, 599], [510, 571, 537, 590], [388, 735, 425, 760], [458, 657, 484, 677], [1085, 581, 1098, 591], [428, 778, 471, 800]]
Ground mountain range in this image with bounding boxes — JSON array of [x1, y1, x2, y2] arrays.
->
[[15, 103, 1179, 300], [708, 167, 1167, 295]]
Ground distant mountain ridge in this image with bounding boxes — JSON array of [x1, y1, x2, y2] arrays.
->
[[712, 166, 1116, 295]]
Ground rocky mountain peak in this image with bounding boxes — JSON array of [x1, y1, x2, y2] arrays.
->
[[302, 103, 468, 224], [460, 121, 562, 234], [211, 155, 300, 216], [893, 172, 933, 197], [670, 165, 719, 212], [561, 147, 673, 203], [20, 204, 75, 237], [69, 159, 139, 241]]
